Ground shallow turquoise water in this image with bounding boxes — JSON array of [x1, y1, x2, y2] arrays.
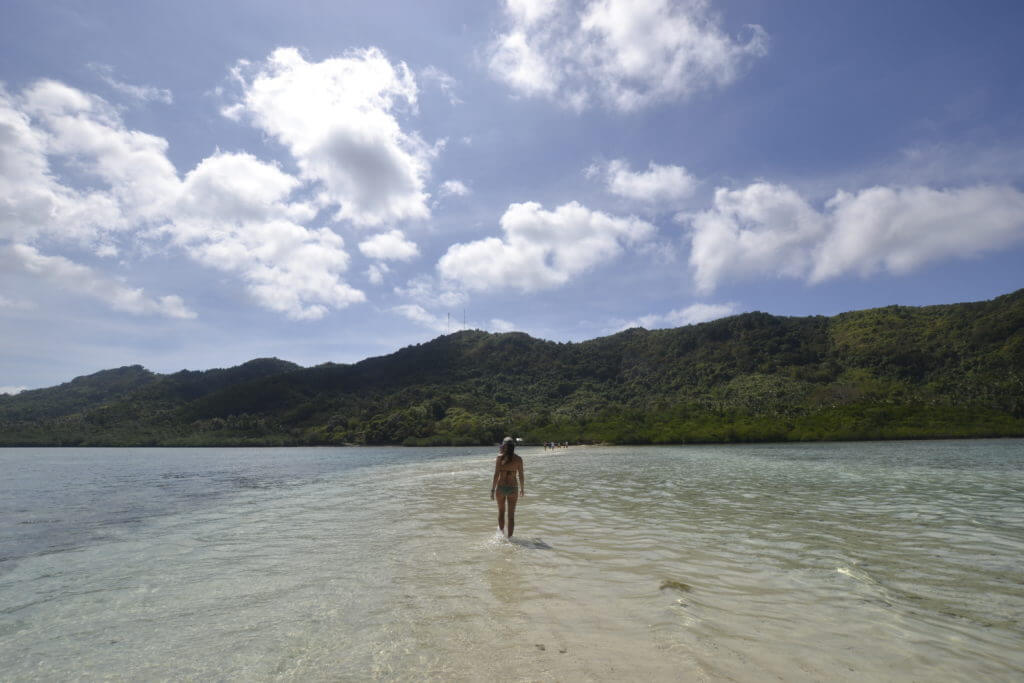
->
[[1, 440, 1022, 680]]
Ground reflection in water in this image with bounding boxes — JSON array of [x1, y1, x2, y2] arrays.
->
[[485, 536, 528, 605]]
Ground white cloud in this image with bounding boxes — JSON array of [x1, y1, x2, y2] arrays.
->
[[0, 84, 126, 246], [10, 244, 196, 318], [2, 80, 367, 321], [488, 0, 768, 111], [507, 0, 560, 25], [224, 47, 433, 227], [685, 182, 1024, 292], [167, 152, 364, 320], [358, 229, 419, 261], [620, 301, 736, 330], [489, 29, 562, 99], [173, 151, 311, 229], [439, 179, 470, 197], [0, 386, 27, 395], [812, 185, 1024, 282], [366, 263, 390, 284], [687, 182, 826, 293], [22, 80, 181, 223], [89, 63, 173, 104], [438, 200, 655, 292], [181, 220, 362, 321], [603, 159, 697, 202], [392, 303, 449, 332], [490, 318, 517, 332]]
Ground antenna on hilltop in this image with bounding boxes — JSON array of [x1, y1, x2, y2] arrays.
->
[[463, 308, 466, 330], [447, 312, 450, 335]]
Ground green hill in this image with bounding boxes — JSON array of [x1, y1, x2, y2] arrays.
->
[[2, 289, 1022, 446]]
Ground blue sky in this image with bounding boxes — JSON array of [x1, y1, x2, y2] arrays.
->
[[2, 0, 1023, 392]]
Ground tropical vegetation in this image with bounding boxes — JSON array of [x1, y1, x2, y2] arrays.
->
[[2, 289, 1022, 446]]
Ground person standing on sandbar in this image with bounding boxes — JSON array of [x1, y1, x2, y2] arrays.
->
[[490, 436, 525, 537]]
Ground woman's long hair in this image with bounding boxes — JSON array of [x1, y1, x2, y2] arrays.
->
[[500, 437, 515, 464]]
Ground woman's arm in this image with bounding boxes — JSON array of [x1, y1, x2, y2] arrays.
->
[[517, 458, 525, 496], [490, 457, 500, 499]]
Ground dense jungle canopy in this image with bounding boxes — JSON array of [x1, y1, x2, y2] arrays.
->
[[2, 289, 1023, 446]]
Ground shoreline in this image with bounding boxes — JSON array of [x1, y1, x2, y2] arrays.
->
[[3, 433, 1024, 448]]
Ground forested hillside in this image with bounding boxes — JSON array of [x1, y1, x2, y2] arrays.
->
[[2, 289, 1022, 446]]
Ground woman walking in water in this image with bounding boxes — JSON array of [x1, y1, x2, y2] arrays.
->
[[490, 436, 525, 537]]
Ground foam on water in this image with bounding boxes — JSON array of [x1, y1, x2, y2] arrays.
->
[[1, 441, 1023, 680]]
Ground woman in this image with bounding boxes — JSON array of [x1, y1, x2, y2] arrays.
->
[[490, 436, 525, 537]]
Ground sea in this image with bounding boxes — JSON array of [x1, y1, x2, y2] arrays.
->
[[1, 440, 1022, 681]]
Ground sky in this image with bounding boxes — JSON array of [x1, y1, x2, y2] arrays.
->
[[2, 0, 1023, 392]]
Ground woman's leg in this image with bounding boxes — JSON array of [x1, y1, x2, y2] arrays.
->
[[506, 493, 519, 537], [496, 492, 506, 533]]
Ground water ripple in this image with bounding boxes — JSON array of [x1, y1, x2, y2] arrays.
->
[[0, 441, 1022, 680]]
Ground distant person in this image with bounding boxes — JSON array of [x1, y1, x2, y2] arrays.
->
[[490, 436, 525, 537]]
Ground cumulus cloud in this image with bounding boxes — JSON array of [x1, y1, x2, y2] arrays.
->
[[0, 83, 192, 318], [89, 63, 173, 104], [490, 318, 517, 332], [0, 386, 27, 395], [489, 27, 562, 100], [488, 0, 768, 111], [2, 79, 366, 320], [10, 244, 196, 318], [164, 151, 363, 320], [601, 159, 697, 202], [224, 47, 433, 226], [620, 301, 736, 330], [438, 200, 655, 292], [685, 182, 1024, 292], [1, 84, 130, 246], [687, 182, 826, 292], [812, 185, 1024, 282], [439, 179, 470, 197], [22, 80, 181, 223], [358, 229, 419, 261]]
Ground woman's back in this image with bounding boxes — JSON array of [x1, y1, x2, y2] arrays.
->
[[495, 454, 521, 482]]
